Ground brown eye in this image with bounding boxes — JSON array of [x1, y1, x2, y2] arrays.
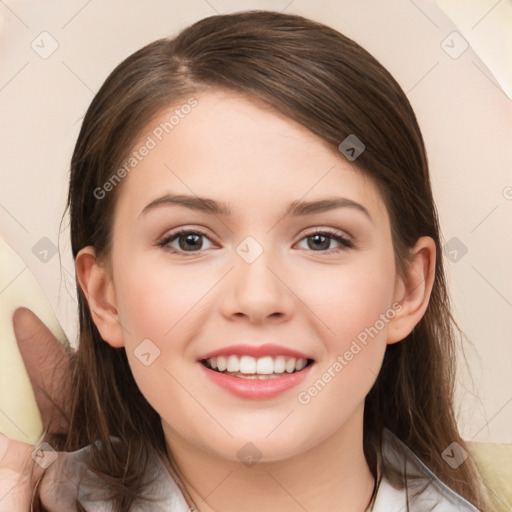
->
[[297, 230, 353, 253], [159, 230, 214, 253]]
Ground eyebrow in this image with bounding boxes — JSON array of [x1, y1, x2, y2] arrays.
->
[[139, 194, 372, 222]]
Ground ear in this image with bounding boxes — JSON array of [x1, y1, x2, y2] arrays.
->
[[387, 236, 436, 344], [75, 246, 125, 348]]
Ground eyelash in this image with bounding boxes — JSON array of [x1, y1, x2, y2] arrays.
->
[[157, 228, 354, 255]]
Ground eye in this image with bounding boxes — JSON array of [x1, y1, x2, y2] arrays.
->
[[296, 229, 353, 253], [158, 229, 215, 253], [157, 228, 353, 255]]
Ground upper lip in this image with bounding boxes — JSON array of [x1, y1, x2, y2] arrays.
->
[[198, 343, 313, 361]]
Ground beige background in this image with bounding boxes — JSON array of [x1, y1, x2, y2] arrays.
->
[[0, 0, 511, 443]]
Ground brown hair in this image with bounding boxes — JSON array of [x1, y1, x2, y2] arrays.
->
[[34, 9, 490, 511]]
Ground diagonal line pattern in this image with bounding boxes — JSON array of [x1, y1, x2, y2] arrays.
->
[[470, 204, 499, 233], [61, 61, 95, 94], [470, 396, 512, 439], [265, 266, 336, 335], [265, 470, 309, 511], [265, 410, 294, 438], [0, 265, 28, 295], [0, 408, 29, 440], [266, 165, 336, 234], [407, 0, 440, 29], [61, 0, 93, 29], [471, 0, 502, 29], [0, 202, 29, 232], [406, 61, 439, 95], [471, 61, 509, 99], [0, 0, 29, 28], [471, 265, 512, 308], [201, 0, 220, 14], [0, 62, 29, 91], [163, 268, 234, 337], [163, 368, 233, 437]]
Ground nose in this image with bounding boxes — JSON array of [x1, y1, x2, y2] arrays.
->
[[219, 247, 295, 324]]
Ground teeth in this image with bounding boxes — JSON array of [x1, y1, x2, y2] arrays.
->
[[205, 355, 309, 374]]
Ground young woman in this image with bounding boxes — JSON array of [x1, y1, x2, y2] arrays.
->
[[6, 9, 493, 512]]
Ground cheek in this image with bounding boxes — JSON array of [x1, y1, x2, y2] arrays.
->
[[114, 259, 208, 341], [294, 268, 393, 437], [296, 249, 395, 403], [302, 252, 397, 350]]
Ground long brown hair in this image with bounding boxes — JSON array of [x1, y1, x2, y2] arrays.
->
[[35, 10, 490, 511]]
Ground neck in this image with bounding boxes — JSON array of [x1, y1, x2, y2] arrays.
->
[[162, 407, 376, 512]]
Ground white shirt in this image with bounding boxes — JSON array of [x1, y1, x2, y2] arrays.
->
[[39, 427, 481, 511]]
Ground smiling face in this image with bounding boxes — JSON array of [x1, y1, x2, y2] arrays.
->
[[77, 89, 421, 463]]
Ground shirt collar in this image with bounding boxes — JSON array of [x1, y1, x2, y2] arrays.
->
[[40, 428, 482, 511], [365, 427, 481, 511]]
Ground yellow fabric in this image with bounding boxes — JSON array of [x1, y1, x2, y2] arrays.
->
[[0, 236, 69, 444], [466, 441, 512, 512]]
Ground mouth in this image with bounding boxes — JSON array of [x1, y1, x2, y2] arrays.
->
[[199, 355, 315, 399], [200, 355, 315, 380]]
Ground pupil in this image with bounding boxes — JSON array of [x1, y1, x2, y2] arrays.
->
[[180, 233, 202, 251], [310, 234, 329, 250]]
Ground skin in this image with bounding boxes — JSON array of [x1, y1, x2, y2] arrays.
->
[[75, 89, 436, 512], [1, 308, 71, 512]]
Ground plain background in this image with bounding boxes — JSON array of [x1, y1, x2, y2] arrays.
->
[[0, 0, 511, 443]]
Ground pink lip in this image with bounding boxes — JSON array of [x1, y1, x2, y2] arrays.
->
[[198, 343, 312, 361], [198, 360, 314, 400]]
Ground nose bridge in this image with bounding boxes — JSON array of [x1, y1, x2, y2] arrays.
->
[[222, 234, 293, 322]]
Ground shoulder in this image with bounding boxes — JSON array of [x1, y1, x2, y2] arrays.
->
[[38, 439, 191, 512], [370, 428, 481, 512]]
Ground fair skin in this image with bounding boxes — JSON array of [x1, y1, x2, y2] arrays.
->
[[74, 89, 436, 511], [0, 90, 434, 512], [76, 89, 433, 511], [1, 308, 70, 512]]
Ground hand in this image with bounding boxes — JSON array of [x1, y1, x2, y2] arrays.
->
[[0, 308, 72, 511], [0, 433, 44, 511]]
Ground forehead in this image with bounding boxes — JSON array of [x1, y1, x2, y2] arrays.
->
[[115, 89, 388, 223]]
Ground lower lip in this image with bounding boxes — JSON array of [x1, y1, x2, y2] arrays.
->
[[198, 362, 313, 400]]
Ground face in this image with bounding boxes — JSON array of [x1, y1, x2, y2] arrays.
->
[[90, 89, 406, 462]]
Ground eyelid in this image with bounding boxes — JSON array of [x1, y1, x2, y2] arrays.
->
[[156, 227, 216, 249], [297, 227, 354, 250], [157, 226, 355, 254]]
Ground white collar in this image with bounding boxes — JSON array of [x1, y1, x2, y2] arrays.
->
[[367, 427, 481, 511], [40, 428, 481, 511]]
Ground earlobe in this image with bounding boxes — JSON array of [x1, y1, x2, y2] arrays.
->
[[386, 236, 436, 344], [75, 246, 125, 348]]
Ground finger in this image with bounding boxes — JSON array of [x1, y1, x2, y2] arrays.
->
[[0, 433, 44, 511], [12, 307, 72, 434]]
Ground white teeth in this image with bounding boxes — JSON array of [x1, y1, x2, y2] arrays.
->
[[273, 356, 286, 373], [227, 355, 239, 372], [256, 356, 274, 374], [295, 358, 307, 371], [217, 356, 227, 371], [204, 355, 310, 375], [240, 355, 257, 374], [285, 358, 296, 373]]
